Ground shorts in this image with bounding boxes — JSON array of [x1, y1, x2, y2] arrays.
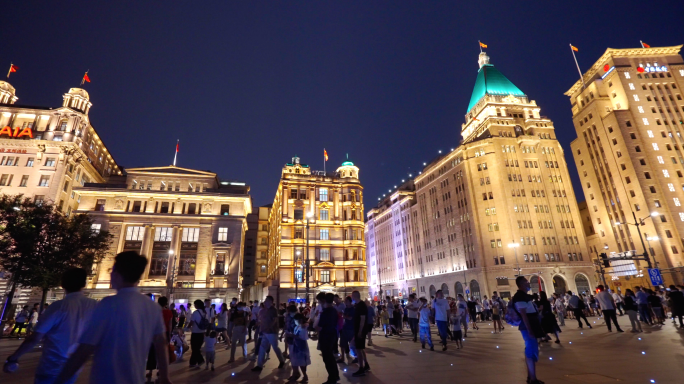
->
[[354, 332, 367, 349], [520, 330, 539, 362], [452, 330, 462, 341], [492, 314, 500, 321]]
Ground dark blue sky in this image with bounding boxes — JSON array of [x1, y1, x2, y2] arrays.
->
[[3, 2, 683, 209]]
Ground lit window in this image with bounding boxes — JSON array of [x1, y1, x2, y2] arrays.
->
[[625, 72, 631, 79], [629, 83, 635, 90], [320, 229, 329, 240], [319, 188, 328, 201], [664, 170, 670, 178], [638, 106, 644, 113], [91, 223, 101, 234], [643, 118, 649, 125], [182, 227, 199, 242], [154, 227, 173, 241], [125, 226, 145, 241], [320, 249, 330, 261], [657, 156, 665, 164], [647, 130, 654, 137], [633, 94, 639, 101], [675, 198, 681, 207], [320, 209, 329, 220], [38, 175, 50, 187], [669, 183, 676, 192], [321, 270, 331, 283], [680, 70, 684, 76], [218, 227, 228, 242], [680, 212, 684, 221], [653, 143, 659, 150]]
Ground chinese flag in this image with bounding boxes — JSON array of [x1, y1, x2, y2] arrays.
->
[[83, 73, 91, 83], [9, 65, 18, 73], [176, 141, 179, 152], [479, 42, 488, 48], [324, 149, 328, 161], [571, 45, 579, 52], [642, 42, 651, 48]]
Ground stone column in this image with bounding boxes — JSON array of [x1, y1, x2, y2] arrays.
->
[[282, 183, 288, 218], [333, 187, 340, 219], [166, 226, 181, 282], [141, 225, 155, 279]]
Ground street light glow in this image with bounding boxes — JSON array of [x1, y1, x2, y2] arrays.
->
[[508, 243, 520, 248], [650, 212, 659, 217], [306, 211, 313, 219], [615, 222, 621, 225], [647, 236, 659, 241]]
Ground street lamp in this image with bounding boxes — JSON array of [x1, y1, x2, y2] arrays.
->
[[295, 250, 301, 299], [305, 211, 313, 304], [167, 250, 176, 300], [615, 211, 658, 269], [508, 242, 521, 276], [646, 236, 659, 268]]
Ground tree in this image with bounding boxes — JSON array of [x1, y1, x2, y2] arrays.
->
[[0, 195, 112, 321]]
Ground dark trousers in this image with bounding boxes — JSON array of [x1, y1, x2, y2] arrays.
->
[[603, 309, 622, 331], [190, 332, 205, 366], [408, 318, 419, 339], [573, 309, 590, 327], [673, 314, 684, 327], [638, 304, 653, 324], [248, 320, 256, 339], [320, 341, 339, 381], [615, 302, 624, 315], [436, 320, 448, 346]]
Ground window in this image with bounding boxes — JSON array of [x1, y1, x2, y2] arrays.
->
[[91, 223, 101, 234], [643, 118, 650, 125], [125, 226, 145, 241], [182, 227, 199, 242], [45, 157, 56, 167], [320, 229, 329, 240], [179, 253, 196, 275], [295, 228, 303, 239], [218, 227, 228, 242], [319, 188, 328, 201], [669, 183, 676, 192], [653, 143, 659, 151], [675, 198, 681, 207], [220, 204, 230, 215], [37, 174, 50, 187], [52, 135, 63, 142], [663, 170, 670, 178], [320, 209, 329, 220], [629, 83, 635, 90], [154, 227, 173, 241], [320, 249, 330, 261], [657, 156, 664, 164], [638, 106, 645, 113], [19, 175, 28, 187], [321, 270, 331, 283], [26, 158, 34, 167]]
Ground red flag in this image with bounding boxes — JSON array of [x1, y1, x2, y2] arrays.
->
[[176, 141, 179, 152], [642, 42, 651, 48], [324, 149, 328, 161], [83, 73, 91, 83], [9, 65, 17, 73]]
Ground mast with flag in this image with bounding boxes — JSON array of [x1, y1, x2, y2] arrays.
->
[[81, 70, 90, 85], [640, 41, 651, 48], [324, 148, 328, 174], [478, 41, 487, 53], [569, 44, 585, 89], [173, 140, 179, 166], [6, 63, 18, 79]]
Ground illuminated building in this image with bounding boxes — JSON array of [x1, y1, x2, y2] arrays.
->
[[74, 166, 252, 303], [567, 45, 684, 289], [265, 156, 368, 302], [243, 205, 271, 301], [367, 52, 595, 301], [0, 82, 120, 305]]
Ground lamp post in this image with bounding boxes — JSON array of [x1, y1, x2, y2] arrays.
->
[[615, 211, 658, 269], [508, 242, 521, 277], [295, 250, 301, 300], [167, 250, 176, 300], [646, 236, 659, 269], [305, 211, 313, 304]]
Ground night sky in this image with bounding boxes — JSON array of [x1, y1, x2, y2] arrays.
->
[[3, 2, 684, 210]]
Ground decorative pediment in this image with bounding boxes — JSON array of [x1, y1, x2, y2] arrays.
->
[[316, 261, 335, 268], [319, 202, 329, 209]]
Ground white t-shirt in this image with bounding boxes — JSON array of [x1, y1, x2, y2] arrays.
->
[[33, 292, 97, 378], [611, 292, 623, 303], [596, 291, 615, 310], [386, 302, 395, 318], [216, 311, 228, 329], [191, 309, 207, 333], [418, 307, 431, 326], [406, 301, 420, 319], [432, 298, 449, 322], [251, 305, 261, 321], [204, 336, 217, 352], [79, 287, 165, 384]]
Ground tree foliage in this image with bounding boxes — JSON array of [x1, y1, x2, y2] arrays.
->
[[0, 195, 112, 293]]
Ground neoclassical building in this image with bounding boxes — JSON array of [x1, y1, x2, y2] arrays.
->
[[74, 166, 252, 305], [366, 52, 595, 301], [266, 156, 368, 302], [568, 45, 684, 290]]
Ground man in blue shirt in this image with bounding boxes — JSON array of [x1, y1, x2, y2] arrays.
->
[[634, 286, 653, 325], [512, 276, 544, 384]]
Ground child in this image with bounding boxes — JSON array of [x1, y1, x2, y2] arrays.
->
[[450, 306, 463, 349], [288, 313, 311, 382], [491, 298, 502, 334], [171, 328, 188, 361], [418, 298, 434, 351], [204, 330, 217, 371], [380, 306, 390, 337]]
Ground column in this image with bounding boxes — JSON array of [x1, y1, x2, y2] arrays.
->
[[166, 226, 181, 282], [141, 225, 155, 279], [282, 183, 288, 218], [333, 187, 340, 220]]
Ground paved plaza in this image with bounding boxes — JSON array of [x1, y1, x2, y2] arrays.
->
[[2, 317, 683, 384]]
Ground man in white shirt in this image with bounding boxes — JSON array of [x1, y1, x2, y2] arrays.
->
[[5, 268, 97, 384], [432, 290, 449, 351], [611, 290, 624, 316], [405, 294, 420, 342], [55, 252, 171, 384], [596, 285, 623, 332], [248, 300, 260, 341]]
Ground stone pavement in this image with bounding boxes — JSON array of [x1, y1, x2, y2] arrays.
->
[[2, 316, 683, 384]]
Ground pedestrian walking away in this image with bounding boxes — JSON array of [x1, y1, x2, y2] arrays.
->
[[251, 296, 285, 372], [433, 290, 449, 351], [512, 276, 546, 384], [596, 285, 624, 332]]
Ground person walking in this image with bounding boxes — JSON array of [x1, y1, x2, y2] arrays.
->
[[668, 285, 684, 328], [248, 300, 260, 341], [456, 295, 470, 337], [336, 297, 355, 365], [228, 302, 249, 362], [567, 291, 592, 329], [203, 331, 217, 371], [417, 298, 434, 351], [351, 291, 369, 377], [647, 289, 665, 325], [612, 290, 625, 316], [634, 286, 653, 325], [365, 299, 375, 346], [539, 291, 561, 343], [595, 285, 623, 332], [287, 313, 311, 382], [251, 296, 285, 372], [432, 290, 449, 351], [216, 303, 230, 348], [9, 306, 29, 336], [5, 268, 97, 384], [623, 289, 643, 332], [406, 294, 420, 342], [53, 252, 171, 384], [187, 299, 207, 368], [317, 293, 340, 384], [512, 276, 545, 384], [552, 293, 566, 326], [178, 305, 187, 330]]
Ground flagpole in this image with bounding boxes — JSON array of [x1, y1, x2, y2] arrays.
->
[[173, 139, 179, 166], [6, 63, 11, 79], [640, 40, 645, 48], [570, 44, 585, 89], [81, 69, 89, 86], [478, 41, 482, 53], [323, 149, 326, 174]]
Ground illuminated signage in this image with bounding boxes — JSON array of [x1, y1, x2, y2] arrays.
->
[[0, 126, 33, 139], [0, 148, 28, 153], [601, 66, 615, 79], [637, 66, 668, 73]]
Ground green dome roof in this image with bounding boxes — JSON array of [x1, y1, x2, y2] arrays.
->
[[466, 63, 526, 113], [341, 161, 354, 166]]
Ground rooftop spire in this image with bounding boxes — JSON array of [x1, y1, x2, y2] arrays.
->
[[478, 51, 490, 69]]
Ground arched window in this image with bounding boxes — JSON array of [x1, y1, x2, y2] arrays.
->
[[441, 283, 450, 296], [574, 274, 590, 294], [552, 275, 567, 295], [429, 285, 436, 298], [455, 282, 464, 297], [470, 280, 481, 300]]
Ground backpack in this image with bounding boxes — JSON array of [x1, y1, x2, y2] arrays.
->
[[197, 309, 210, 330], [504, 299, 522, 326]]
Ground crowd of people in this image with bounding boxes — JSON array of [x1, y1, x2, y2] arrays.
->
[[3, 250, 684, 384]]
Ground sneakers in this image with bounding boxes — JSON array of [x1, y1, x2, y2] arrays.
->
[[442, 345, 447, 351], [251, 366, 263, 372], [617, 329, 624, 333], [430, 346, 434, 351], [278, 361, 285, 369], [352, 369, 366, 377], [211, 365, 215, 371]]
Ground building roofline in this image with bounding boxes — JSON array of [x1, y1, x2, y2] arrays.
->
[[564, 45, 683, 96]]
